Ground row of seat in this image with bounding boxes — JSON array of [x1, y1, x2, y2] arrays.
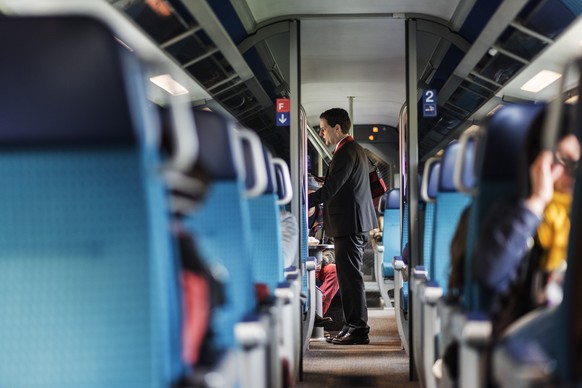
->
[[0, 15, 306, 388], [375, 101, 582, 387]]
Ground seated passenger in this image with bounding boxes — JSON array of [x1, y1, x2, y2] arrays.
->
[[308, 175, 340, 322], [471, 107, 579, 338]]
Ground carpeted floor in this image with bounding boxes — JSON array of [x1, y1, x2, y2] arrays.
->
[[297, 308, 419, 387]]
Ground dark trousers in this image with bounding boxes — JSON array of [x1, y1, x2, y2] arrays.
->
[[334, 232, 369, 335]]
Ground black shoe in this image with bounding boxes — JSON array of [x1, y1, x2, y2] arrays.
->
[[326, 328, 348, 343], [332, 332, 369, 345], [314, 314, 333, 327]]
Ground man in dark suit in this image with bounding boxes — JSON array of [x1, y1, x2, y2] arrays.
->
[[308, 108, 378, 345]]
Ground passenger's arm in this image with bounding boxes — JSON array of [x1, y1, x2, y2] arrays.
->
[[472, 150, 557, 294], [524, 151, 557, 217], [471, 201, 540, 294]]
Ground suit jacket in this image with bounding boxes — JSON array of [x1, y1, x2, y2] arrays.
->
[[308, 139, 378, 237]]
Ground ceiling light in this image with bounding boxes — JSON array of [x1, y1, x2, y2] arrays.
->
[[372, 127, 379, 133], [520, 70, 562, 93], [150, 74, 189, 96], [368, 135, 375, 141], [565, 95, 579, 104]]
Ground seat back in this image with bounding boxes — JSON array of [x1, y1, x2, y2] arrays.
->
[[430, 141, 471, 295], [243, 141, 284, 292], [0, 16, 180, 387], [420, 157, 441, 276], [557, 143, 582, 382], [382, 189, 401, 278], [463, 104, 545, 311], [182, 110, 255, 350]]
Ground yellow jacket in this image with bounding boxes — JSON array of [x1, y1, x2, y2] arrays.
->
[[536, 191, 572, 272]]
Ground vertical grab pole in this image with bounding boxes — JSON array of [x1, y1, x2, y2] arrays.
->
[[405, 17, 420, 381]]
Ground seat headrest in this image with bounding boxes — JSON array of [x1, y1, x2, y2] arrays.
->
[[0, 16, 136, 146], [263, 148, 277, 195], [386, 188, 400, 210], [239, 130, 268, 196], [273, 158, 292, 205], [439, 141, 462, 192], [192, 110, 241, 180], [421, 158, 441, 202], [456, 134, 477, 191], [478, 104, 545, 182]]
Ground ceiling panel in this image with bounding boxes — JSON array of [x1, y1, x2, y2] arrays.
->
[[243, 0, 460, 25], [301, 18, 406, 128]]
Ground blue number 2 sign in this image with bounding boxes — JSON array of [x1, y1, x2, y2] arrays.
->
[[422, 89, 437, 117]]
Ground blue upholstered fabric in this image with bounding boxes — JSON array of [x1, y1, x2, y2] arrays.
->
[[184, 181, 254, 349], [422, 203, 435, 275], [427, 163, 441, 200], [181, 110, 257, 349], [420, 161, 440, 274], [381, 188, 400, 278], [429, 141, 472, 295], [249, 195, 284, 292], [383, 207, 400, 279], [0, 150, 177, 388], [402, 203, 409, 253], [460, 137, 476, 190], [0, 16, 180, 387], [244, 145, 283, 291], [439, 141, 462, 192], [386, 188, 401, 209], [191, 111, 240, 180], [401, 282, 409, 312], [463, 103, 545, 311], [262, 148, 278, 195], [431, 192, 470, 295]]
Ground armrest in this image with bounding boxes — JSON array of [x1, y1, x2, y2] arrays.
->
[[393, 256, 407, 271], [235, 318, 267, 350], [493, 338, 555, 388], [459, 315, 492, 388], [461, 315, 491, 349], [304, 256, 316, 271], [413, 265, 428, 281], [422, 280, 443, 306]]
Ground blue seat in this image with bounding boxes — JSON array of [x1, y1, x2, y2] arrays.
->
[[464, 104, 546, 311], [382, 188, 401, 278], [458, 104, 545, 387], [0, 16, 180, 387], [430, 141, 472, 295], [421, 158, 441, 277], [182, 110, 256, 350], [242, 141, 284, 293]]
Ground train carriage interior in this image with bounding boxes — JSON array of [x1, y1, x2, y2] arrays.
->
[[0, 0, 582, 387]]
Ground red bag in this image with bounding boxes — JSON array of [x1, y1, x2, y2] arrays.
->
[[369, 168, 387, 200]]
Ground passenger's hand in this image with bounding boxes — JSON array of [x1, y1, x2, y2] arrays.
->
[[526, 150, 562, 216]]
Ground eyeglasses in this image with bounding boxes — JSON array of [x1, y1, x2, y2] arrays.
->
[[554, 152, 579, 176]]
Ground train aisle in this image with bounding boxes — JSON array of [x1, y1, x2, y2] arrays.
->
[[298, 308, 419, 387]]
